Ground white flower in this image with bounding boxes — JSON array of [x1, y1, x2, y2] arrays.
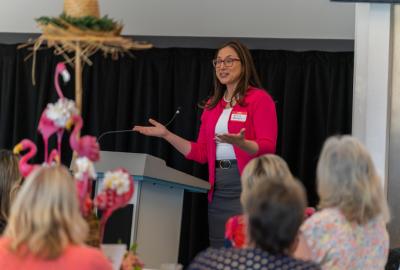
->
[[42, 161, 57, 167], [115, 178, 130, 195], [101, 170, 130, 195], [46, 98, 79, 128], [102, 171, 115, 189], [75, 157, 97, 181]]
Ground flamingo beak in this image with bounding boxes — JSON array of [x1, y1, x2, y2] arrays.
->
[[55, 155, 60, 165], [66, 119, 74, 131], [61, 69, 70, 83], [13, 143, 23, 154]]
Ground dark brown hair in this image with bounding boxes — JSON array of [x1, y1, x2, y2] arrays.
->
[[244, 177, 307, 255], [199, 40, 265, 110], [0, 150, 24, 234]]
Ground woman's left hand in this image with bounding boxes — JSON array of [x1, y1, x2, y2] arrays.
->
[[214, 128, 246, 147]]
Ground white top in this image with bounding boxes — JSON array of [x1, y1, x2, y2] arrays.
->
[[215, 108, 236, 160]]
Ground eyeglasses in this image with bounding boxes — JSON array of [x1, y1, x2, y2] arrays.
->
[[212, 58, 241, 68]]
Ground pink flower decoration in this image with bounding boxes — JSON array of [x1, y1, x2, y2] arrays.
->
[[120, 251, 144, 270], [94, 168, 134, 243]]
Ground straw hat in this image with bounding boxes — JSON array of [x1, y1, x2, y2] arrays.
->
[[63, 0, 100, 19]]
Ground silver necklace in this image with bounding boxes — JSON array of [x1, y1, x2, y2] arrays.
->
[[223, 90, 238, 103]]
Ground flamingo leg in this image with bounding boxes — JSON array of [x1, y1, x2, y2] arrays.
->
[[77, 172, 89, 214], [100, 213, 111, 243], [81, 172, 88, 202], [56, 129, 64, 161], [88, 178, 93, 198], [44, 139, 48, 163]]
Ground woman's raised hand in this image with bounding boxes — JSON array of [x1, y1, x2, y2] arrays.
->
[[132, 119, 169, 138], [214, 128, 259, 155], [214, 128, 246, 147]]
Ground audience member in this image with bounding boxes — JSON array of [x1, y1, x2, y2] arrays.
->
[[0, 166, 113, 270], [225, 154, 314, 248], [294, 135, 390, 269], [188, 175, 320, 270], [225, 154, 292, 248], [0, 150, 23, 234]]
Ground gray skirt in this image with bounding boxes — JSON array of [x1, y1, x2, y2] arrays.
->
[[208, 163, 243, 247]]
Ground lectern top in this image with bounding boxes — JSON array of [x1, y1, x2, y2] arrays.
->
[[79, 151, 211, 191]]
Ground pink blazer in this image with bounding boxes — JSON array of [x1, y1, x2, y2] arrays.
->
[[185, 87, 277, 201]]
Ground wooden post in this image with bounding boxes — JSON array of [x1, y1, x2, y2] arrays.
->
[[75, 42, 83, 116], [73, 41, 83, 173]]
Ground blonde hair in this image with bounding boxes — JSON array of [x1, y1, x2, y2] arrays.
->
[[241, 154, 293, 204], [0, 150, 24, 233], [317, 135, 390, 224], [3, 166, 89, 259]]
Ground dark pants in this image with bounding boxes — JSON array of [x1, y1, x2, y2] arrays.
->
[[208, 163, 243, 247]]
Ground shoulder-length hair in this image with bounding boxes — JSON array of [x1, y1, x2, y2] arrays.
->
[[0, 150, 23, 234], [317, 135, 390, 224], [241, 154, 293, 204], [199, 40, 265, 110], [244, 177, 307, 255], [3, 166, 88, 259]]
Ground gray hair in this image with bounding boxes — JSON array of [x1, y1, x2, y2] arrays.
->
[[317, 135, 390, 224]]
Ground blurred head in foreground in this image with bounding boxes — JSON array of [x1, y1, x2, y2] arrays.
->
[[3, 165, 88, 259], [241, 154, 294, 204], [244, 176, 307, 254], [0, 150, 24, 234]]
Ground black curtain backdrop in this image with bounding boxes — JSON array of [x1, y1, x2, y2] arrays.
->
[[0, 44, 353, 267]]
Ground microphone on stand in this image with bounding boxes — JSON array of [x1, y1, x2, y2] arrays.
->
[[96, 107, 183, 143]]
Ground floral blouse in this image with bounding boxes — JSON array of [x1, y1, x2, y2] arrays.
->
[[300, 207, 389, 270]]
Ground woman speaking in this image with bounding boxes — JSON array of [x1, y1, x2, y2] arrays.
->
[[133, 40, 277, 247]]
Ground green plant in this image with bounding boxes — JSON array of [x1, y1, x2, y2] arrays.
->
[[130, 243, 138, 253], [35, 12, 117, 32], [36, 16, 67, 28]]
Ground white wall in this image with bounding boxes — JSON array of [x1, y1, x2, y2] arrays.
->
[[0, 0, 355, 39]]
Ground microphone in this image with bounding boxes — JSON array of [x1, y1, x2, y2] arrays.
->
[[96, 107, 183, 143], [164, 107, 182, 127]]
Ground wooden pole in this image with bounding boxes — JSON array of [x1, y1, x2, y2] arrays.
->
[[72, 43, 101, 247], [75, 42, 83, 115], [73, 41, 83, 173]]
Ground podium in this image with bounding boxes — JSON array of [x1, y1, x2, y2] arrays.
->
[[81, 151, 211, 269]]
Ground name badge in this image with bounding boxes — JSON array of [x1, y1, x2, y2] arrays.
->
[[231, 111, 247, 122]]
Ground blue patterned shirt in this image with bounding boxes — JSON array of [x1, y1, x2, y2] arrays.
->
[[188, 247, 320, 270]]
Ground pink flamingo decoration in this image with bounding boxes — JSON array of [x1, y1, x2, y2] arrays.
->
[[75, 170, 90, 216], [67, 114, 100, 200], [48, 149, 60, 166], [67, 114, 100, 215], [75, 172, 95, 216], [37, 109, 59, 163], [66, 115, 100, 162], [13, 139, 42, 177], [74, 156, 97, 216], [38, 62, 75, 163], [94, 168, 134, 243]]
